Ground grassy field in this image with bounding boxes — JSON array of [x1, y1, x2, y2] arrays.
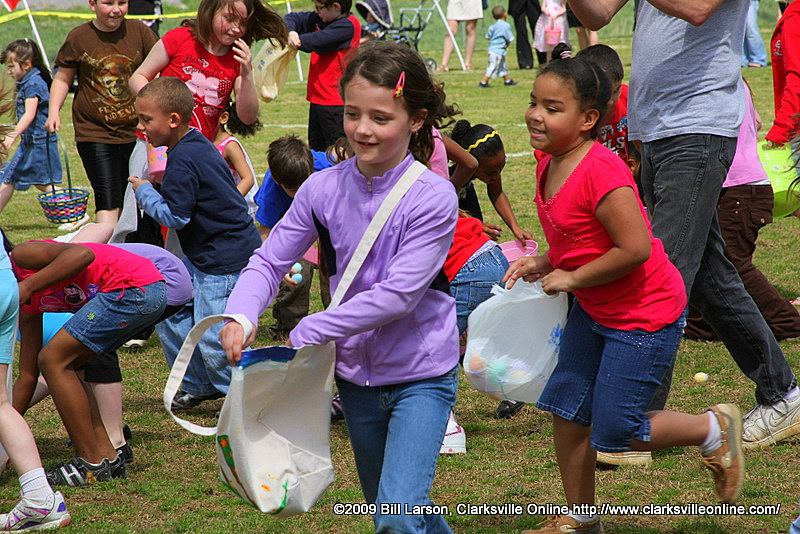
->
[[2, 1, 800, 533]]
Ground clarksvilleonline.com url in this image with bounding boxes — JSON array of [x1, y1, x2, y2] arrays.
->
[[332, 502, 782, 517]]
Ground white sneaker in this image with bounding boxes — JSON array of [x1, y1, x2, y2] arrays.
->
[[742, 393, 800, 449], [57, 214, 90, 232], [122, 339, 146, 350], [440, 420, 466, 454], [0, 491, 71, 530]]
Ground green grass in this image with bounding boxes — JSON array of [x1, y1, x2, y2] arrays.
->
[[2, 1, 800, 533]]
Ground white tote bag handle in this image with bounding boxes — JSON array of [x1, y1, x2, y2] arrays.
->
[[164, 160, 427, 434], [163, 313, 252, 435]]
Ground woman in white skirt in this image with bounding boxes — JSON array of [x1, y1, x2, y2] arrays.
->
[[438, 0, 483, 71]]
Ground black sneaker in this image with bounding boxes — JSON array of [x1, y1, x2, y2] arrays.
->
[[116, 443, 134, 464], [47, 457, 111, 487], [504, 79, 519, 86], [123, 424, 132, 441], [171, 390, 225, 411], [478, 81, 490, 88], [109, 453, 128, 480], [495, 400, 525, 419]]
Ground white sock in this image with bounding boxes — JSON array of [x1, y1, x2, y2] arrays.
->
[[784, 386, 800, 402], [568, 512, 598, 523], [699, 411, 722, 456], [19, 468, 53, 504]]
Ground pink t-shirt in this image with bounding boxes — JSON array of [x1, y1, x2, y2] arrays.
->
[[160, 27, 240, 140], [13, 242, 164, 314], [535, 143, 686, 332], [430, 127, 449, 179], [724, 85, 769, 188]]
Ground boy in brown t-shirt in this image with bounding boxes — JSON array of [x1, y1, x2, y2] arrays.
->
[[46, 0, 157, 230]]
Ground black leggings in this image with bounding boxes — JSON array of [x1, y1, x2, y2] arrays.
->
[[76, 141, 135, 212]]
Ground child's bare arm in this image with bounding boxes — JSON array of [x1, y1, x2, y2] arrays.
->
[[232, 39, 259, 125], [3, 97, 38, 148], [130, 40, 169, 94], [13, 242, 95, 305], [544, 186, 649, 294], [486, 181, 532, 243], [46, 67, 76, 134], [225, 141, 256, 196], [443, 136, 478, 191], [14, 310, 43, 415]]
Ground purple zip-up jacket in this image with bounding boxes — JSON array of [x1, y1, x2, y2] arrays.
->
[[226, 154, 459, 386]]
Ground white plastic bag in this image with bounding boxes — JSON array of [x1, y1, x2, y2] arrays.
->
[[253, 40, 297, 102], [464, 281, 567, 403]]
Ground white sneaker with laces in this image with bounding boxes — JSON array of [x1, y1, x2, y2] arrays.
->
[[0, 491, 71, 531], [742, 393, 800, 449], [440, 420, 466, 454]]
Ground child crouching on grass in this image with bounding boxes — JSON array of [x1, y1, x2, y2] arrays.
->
[[221, 41, 460, 533], [511, 56, 744, 533]]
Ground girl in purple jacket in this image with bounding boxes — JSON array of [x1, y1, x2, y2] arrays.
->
[[221, 41, 460, 533]]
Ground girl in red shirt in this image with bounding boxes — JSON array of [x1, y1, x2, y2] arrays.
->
[[507, 57, 744, 533]]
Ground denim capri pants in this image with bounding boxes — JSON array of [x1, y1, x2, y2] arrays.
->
[[536, 300, 687, 453], [63, 281, 166, 355]]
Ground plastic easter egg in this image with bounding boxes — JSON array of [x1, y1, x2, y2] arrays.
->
[[292, 262, 302, 273], [468, 353, 485, 372], [291, 273, 303, 284], [487, 360, 507, 383]]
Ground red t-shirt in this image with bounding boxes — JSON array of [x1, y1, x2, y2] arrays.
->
[[596, 83, 628, 160], [535, 143, 686, 332], [160, 27, 240, 140], [767, 2, 800, 145], [307, 14, 360, 106], [13, 242, 164, 314], [444, 216, 490, 281]]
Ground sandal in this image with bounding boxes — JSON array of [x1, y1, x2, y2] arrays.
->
[[435, 65, 449, 72]]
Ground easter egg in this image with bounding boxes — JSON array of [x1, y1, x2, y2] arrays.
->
[[487, 360, 507, 382], [292, 262, 303, 273], [693, 372, 709, 384], [291, 273, 303, 284], [468, 354, 485, 372]]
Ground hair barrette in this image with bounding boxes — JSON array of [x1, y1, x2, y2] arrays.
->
[[560, 50, 572, 59], [394, 71, 406, 98]]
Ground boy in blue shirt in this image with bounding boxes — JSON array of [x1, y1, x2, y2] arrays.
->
[[129, 77, 261, 411], [479, 6, 518, 88], [254, 135, 333, 341]]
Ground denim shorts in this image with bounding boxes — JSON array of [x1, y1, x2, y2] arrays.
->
[[449, 245, 509, 334], [0, 269, 18, 365], [63, 281, 166, 355], [537, 300, 687, 452]]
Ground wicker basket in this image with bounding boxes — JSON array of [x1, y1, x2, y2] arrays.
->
[[37, 133, 90, 224], [38, 188, 91, 224]]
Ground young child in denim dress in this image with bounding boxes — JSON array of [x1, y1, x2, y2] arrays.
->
[[0, 39, 61, 217], [512, 56, 744, 533]]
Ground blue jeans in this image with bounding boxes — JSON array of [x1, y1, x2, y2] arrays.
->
[[537, 301, 686, 452], [449, 246, 509, 334], [742, 1, 768, 67], [157, 262, 241, 396], [640, 134, 796, 407], [336, 367, 458, 534]]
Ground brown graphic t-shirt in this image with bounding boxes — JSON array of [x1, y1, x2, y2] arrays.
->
[[56, 19, 158, 143]]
